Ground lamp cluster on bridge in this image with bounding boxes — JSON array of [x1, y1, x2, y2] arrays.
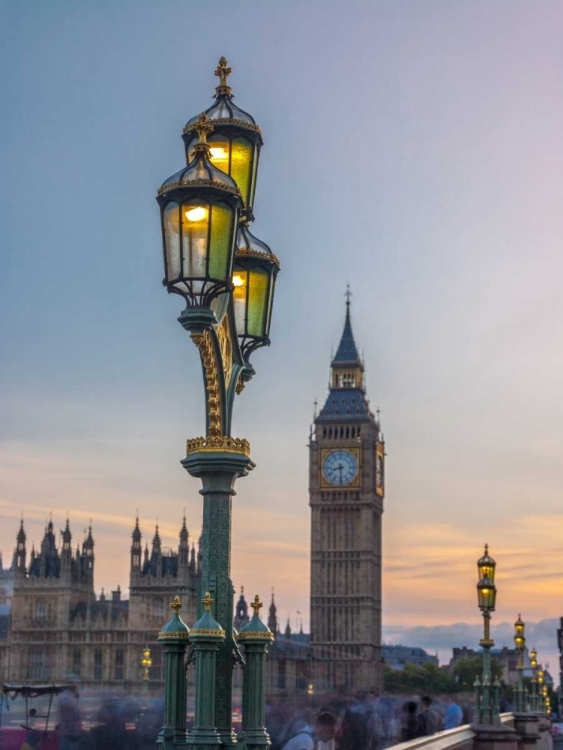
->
[[474, 546, 552, 724], [154, 58, 279, 750]]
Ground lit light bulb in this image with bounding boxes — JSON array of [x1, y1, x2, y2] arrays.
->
[[210, 146, 229, 163], [185, 206, 208, 222], [232, 274, 245, 288]]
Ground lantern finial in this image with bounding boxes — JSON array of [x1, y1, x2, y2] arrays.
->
[[215, 56, 232, 93], [194, 113, 213, 145], [170, 595, 182, 614], [202, 591, 214, 611], [251, 594, 263, 616]]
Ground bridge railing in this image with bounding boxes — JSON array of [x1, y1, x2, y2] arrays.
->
[[384, 714, 552, 750]]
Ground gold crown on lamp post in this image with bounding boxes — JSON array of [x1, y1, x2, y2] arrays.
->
[[251, 595, 263, 616]]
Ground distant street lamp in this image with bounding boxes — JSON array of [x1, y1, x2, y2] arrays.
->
[[307, 682, 314, 704], [475, 545, 499, 725], [155, 58, 278, 750], [141, 647, 153, 681], [513, 615, 526, 712], [530, 648, 538, 711]]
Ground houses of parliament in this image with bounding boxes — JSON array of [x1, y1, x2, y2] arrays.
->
[[0, 300, 385, 696]]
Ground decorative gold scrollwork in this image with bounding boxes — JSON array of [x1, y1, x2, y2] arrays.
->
[[191, 330, 222, 437], [216, 316, 233, 389]]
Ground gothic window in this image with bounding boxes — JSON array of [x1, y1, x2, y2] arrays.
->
[[94, 648, 103, 681], [28, 649, 45, 681], [35, 601, 47, 622], [115, 649, 124, 680], [73, 648, 81, 676], [154, 598, 164, 618]]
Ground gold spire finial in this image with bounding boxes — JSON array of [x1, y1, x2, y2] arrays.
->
[[195, 113, 213, 145], [215, 57, 232, 88], [202, 591, 214, 611], [170, 596, 182, 614], [251, 594, 263, 616]]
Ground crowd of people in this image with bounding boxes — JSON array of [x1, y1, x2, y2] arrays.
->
[[267, 693, 469, 750]]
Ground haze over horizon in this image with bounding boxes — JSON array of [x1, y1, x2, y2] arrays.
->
[[2, 1, 563, 671]]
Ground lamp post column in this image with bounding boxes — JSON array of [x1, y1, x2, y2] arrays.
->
[[480, 611, 494, 725], [157, 597, 190, 750], [188, 591, 226, 750], [238, 596, 274, 750], [182, 449, 254, 746]]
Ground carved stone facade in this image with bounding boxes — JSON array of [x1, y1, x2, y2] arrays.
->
[[0, 517, 200, 686], [309, 298, 384, 692]]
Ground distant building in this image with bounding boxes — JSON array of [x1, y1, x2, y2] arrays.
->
[[309, 296, 385, 693], [0, 516, 200, 685], [383, 645, 438, 670], [0, 519, 312, 696]]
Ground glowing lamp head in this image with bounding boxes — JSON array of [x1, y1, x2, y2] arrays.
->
[[232, 223, 280, 362], [182, 58, 263, 221], [477, 544, 496, 583], [477, 575, 496, 612], [157, 113, 241, 311], [538, 669, 544, 684]]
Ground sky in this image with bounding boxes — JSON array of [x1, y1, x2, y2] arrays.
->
[[2, 0, 563, 671]]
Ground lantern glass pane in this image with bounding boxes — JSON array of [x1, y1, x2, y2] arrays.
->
[[164, 202, 181, 280], [209, 202, 234, 280], [247, 267, 269, 336], [232, 268, 249, 334], [208, 135, 231, 174], [181, 200, 210, 283], [231, 137, 252, 206]]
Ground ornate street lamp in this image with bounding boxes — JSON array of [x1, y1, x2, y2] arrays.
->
[[141, 646, 153, 681], [513, 615, 526, 712], [183, 58, 262, 222], [158, 113, 241, 320], [475, 545, 499, 725], [155, 58, 278, 750]]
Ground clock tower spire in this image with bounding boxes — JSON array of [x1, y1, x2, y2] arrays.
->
[[309, 291, 384, 693]]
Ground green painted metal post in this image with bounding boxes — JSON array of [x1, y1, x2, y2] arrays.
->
[[182, 450, 254, 747], [188, 591, 225, 750], [238, 596, 274, 750], [157, 597, 190, 750]]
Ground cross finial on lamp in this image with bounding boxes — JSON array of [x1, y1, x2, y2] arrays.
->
[[251, 594, 263, 616], [170, 596, 182, 614], [202, 591, 214, 611], [215, 57, 232, 88]]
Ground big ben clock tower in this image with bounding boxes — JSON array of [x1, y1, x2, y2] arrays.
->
[[309, 292, 384, 692]]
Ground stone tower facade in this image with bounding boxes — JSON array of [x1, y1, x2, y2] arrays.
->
[[309, 296, 385, 692]]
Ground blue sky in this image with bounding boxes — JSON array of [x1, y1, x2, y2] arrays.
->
[[2, 1, 563, 666]]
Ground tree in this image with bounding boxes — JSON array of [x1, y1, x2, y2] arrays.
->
[[383, 663, 457, 695], [451, 656, 503, 691]]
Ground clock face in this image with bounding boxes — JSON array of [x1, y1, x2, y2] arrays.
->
[[376, 454, 384, 489], [322, 450, 359, 487]]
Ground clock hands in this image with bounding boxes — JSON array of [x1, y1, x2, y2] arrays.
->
[[336, 463, 344, 485]]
